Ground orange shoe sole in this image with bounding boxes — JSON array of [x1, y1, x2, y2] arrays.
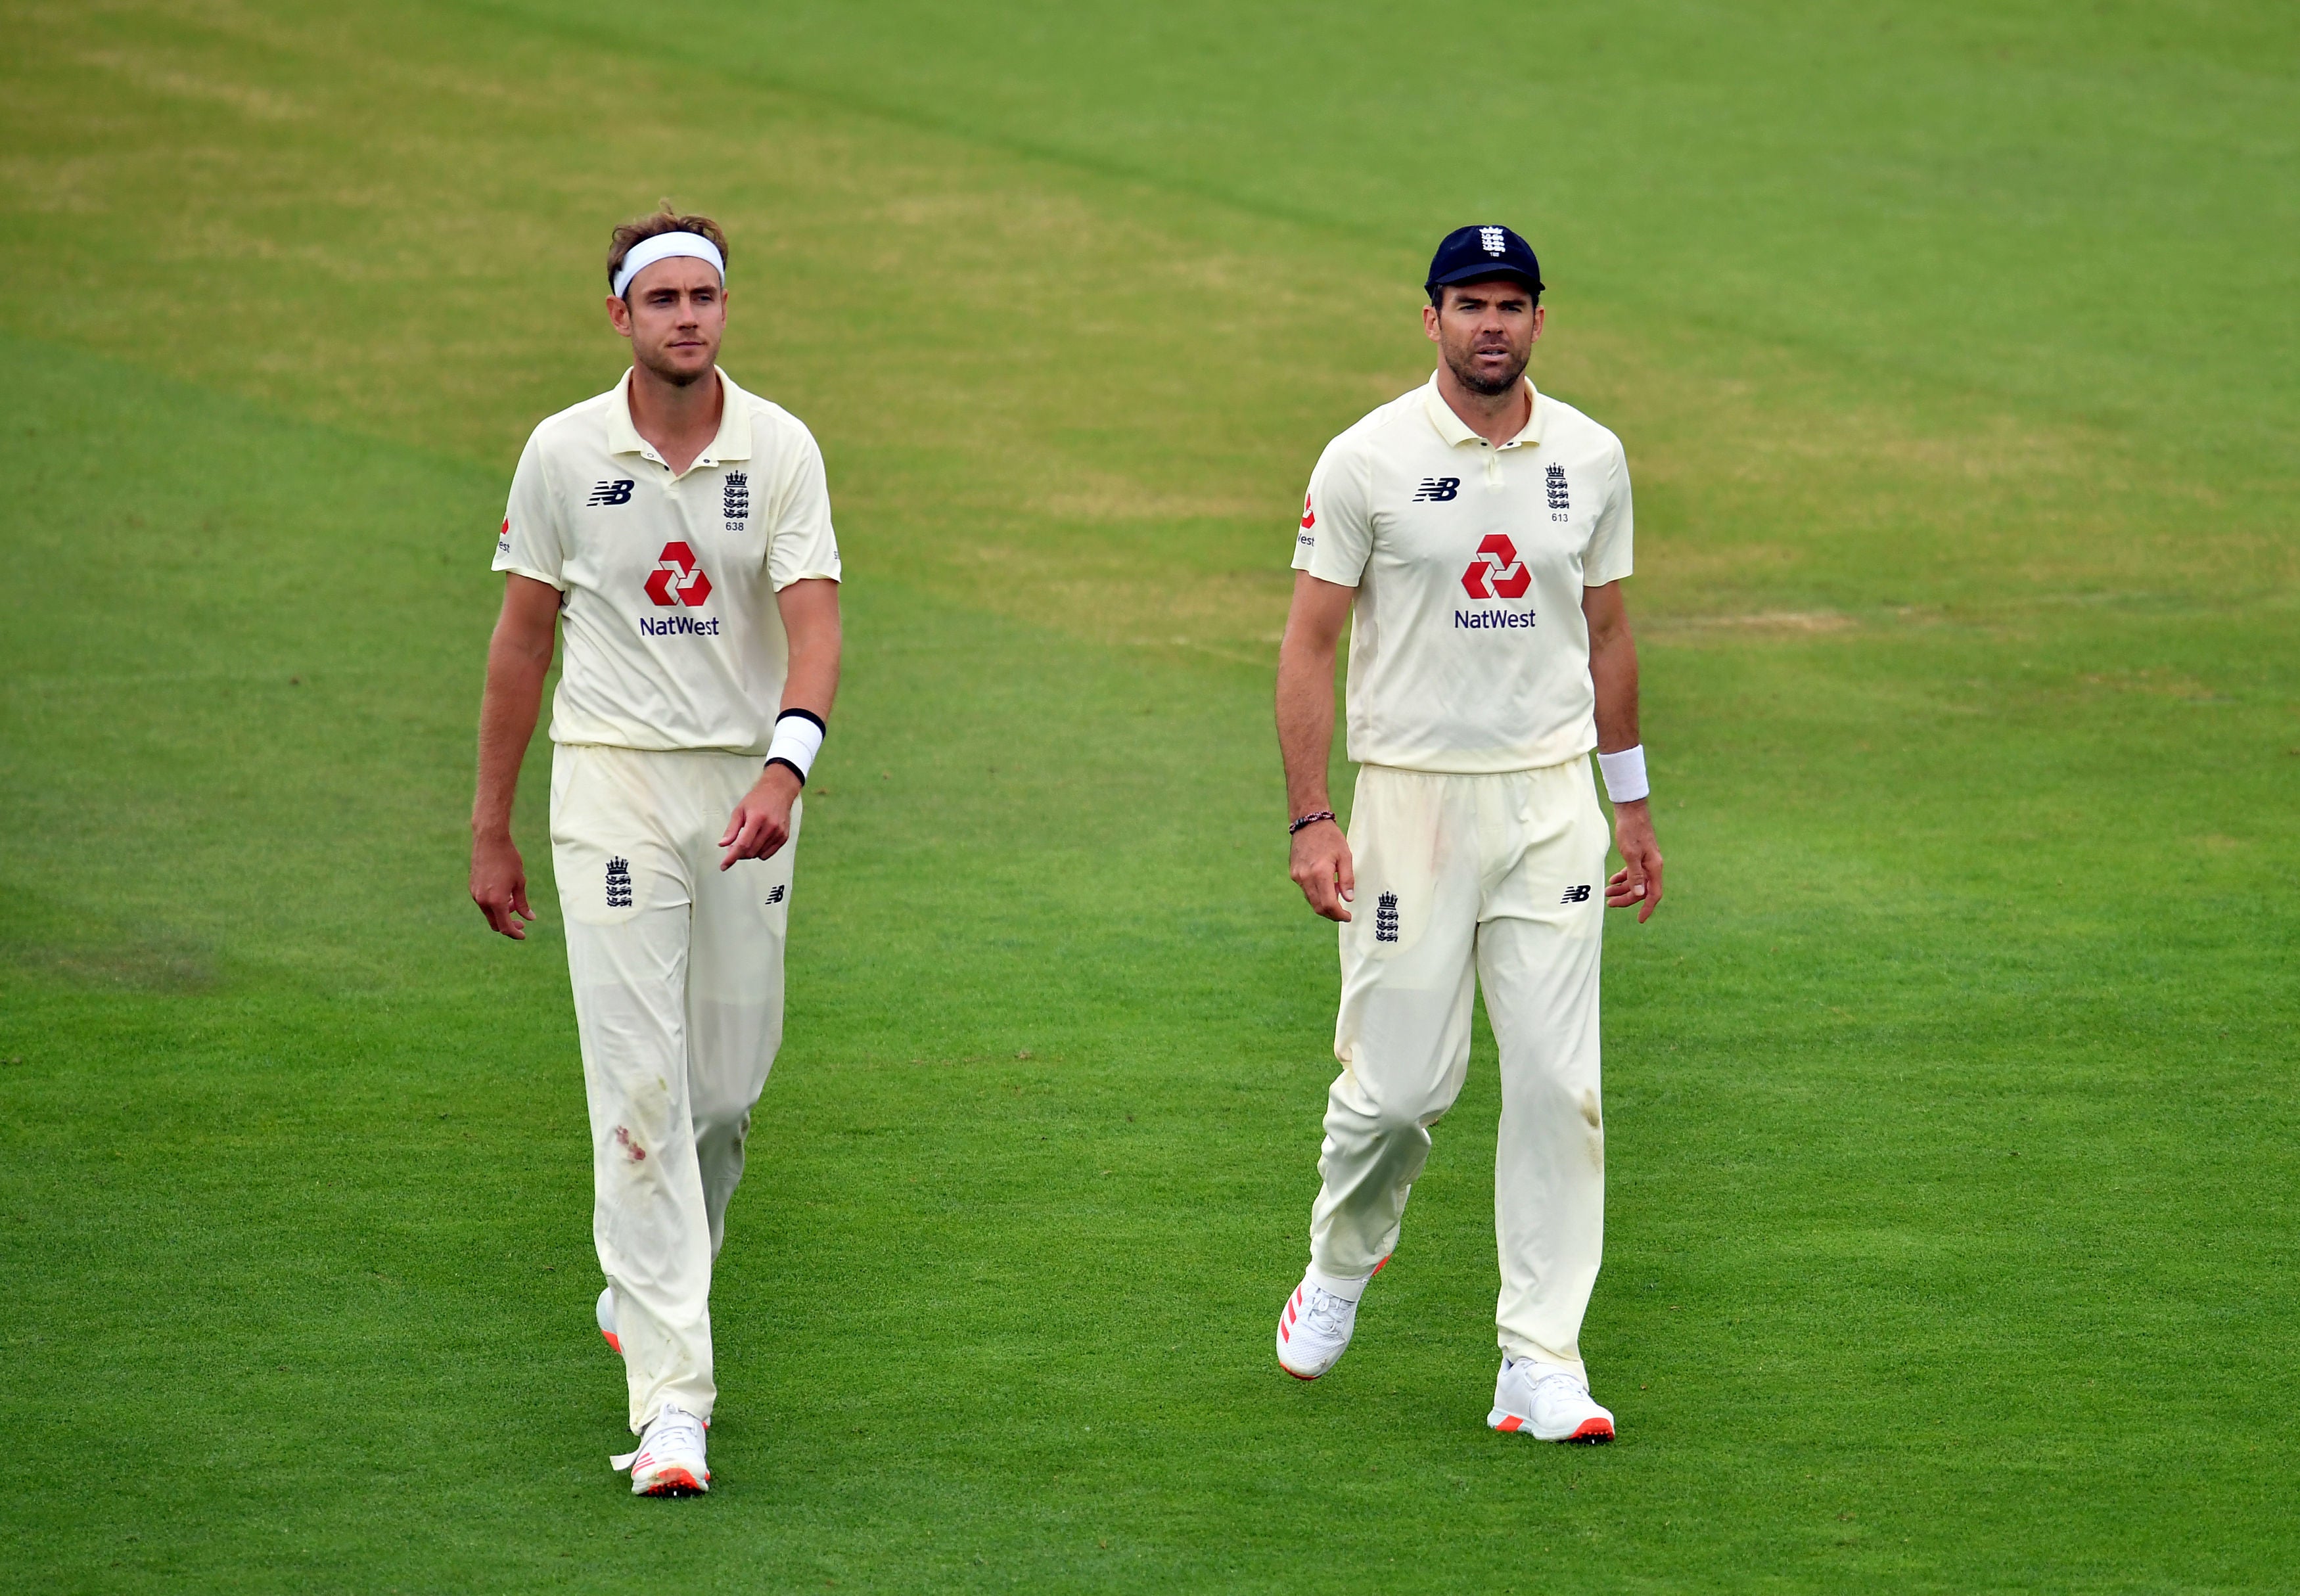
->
[[1493, 1413, 1614, 1444], [637, 1467, 708, 1497]]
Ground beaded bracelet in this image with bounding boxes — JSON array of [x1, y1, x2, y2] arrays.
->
[[1288, 809, 1337, 836]]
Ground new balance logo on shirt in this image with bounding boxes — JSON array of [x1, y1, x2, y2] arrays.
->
[[1412, 477, 1461, 503], [1561, 884, 1592, 904], [588, 479, 635, 506]]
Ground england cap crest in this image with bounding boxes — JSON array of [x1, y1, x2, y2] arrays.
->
[[1425, 224, 1544, 296]]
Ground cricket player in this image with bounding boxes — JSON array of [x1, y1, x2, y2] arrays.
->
[[1272, 225, 1663, 1443], [469, 207, 842, 1495]]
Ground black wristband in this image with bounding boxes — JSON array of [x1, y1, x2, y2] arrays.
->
[[776, 707, 826, 733], [1289, 809, 1337, 836], [765, 756, 808, 787]]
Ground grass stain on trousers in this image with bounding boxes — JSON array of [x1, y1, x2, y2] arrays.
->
[[551, 743, 797, 1432]]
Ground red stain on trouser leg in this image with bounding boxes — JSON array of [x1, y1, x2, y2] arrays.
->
[[613, 1126, 647, 1162]]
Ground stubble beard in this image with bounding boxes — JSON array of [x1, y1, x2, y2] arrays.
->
[[1447, 342, 1528, 397], [638, 346, 716, 386]]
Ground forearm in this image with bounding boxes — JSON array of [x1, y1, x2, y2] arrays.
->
[[772, 578, 842, 726], [1591, 614, 1663, 917], [779, 635, 840, 721], [727, 587, 839, 862], [472, 635, 549, 838], [1275, 641, 1339, 815], [1590, 630, 1641, 754]]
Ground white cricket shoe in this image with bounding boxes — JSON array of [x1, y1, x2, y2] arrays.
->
[[596, 1286, 621, 1354], [611, 1404, 710, 1496], [1275, 1265, 1373, 1380], [1488, 1357, 1616, 1444]]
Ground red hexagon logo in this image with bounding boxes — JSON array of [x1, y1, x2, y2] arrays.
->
[[643, 542, 712, 608], [1460, 534, 1530, 600]]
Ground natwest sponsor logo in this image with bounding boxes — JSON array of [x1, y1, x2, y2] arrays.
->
[[645, 542, 712, 607], [1461, 534, 1530, 600], [640, 613, 724, 638]]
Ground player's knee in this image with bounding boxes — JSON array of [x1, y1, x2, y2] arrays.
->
[[687, 1088, 745, 1137], [1347, 1096, 1437, 1145], [1331, 1072, 1448, 1143]]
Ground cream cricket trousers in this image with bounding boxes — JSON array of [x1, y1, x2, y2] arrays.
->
[[1307, 758, 1611, 1381], [550, 742, 798, 1432]]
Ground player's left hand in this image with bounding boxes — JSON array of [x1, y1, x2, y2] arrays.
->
[[1606, 799, 1665, 923], [720, 765, 801, 870]]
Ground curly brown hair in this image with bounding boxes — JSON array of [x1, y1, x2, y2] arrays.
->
[[607, 204, 729, 291]]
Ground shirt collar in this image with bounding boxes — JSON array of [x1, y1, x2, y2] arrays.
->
[[1420, 369, 1542, 449], [605, 367, 753, 466]]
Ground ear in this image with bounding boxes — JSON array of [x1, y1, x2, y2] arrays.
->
[[1423, 300, 1442, 343], [1530, 303, 1546, 342], [606, 294, 634, 339]]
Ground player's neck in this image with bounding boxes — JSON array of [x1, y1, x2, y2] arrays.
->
[[1435, 367, 1531, 449], [627, 362, 725, 475]]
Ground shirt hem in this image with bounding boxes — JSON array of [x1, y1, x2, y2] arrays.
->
[[1294, 555, 1366, 587], [492, 560, 567, 591], [769, 566, 843, 592], [1352, 744, 1597, 777], [550, 735, 771, 759]]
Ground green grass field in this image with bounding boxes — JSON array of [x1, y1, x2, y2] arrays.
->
[[3, 1, 2295, 1589]]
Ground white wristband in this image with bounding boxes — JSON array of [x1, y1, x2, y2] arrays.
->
[[1596, 744, 1649, 803], [765, 710, 825, 785]]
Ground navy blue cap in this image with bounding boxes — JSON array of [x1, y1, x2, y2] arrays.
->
[[1426, 224, 1544, 296]]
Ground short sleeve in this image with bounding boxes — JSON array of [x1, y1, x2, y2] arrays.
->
[[1582, 438, 1634, 587], [492, 432, 566, 590], [1291, 437, 1373, 587], [767, 423, 842, 591]]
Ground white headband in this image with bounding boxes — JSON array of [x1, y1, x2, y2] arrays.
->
[[611, 231, 725, 299]]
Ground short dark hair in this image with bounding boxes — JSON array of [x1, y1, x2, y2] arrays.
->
[[607, 204, 729, 292], [1429, 274, 1541, 311]]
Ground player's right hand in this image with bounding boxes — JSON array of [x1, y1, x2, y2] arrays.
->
[[471, 833, 536, 940], [1289, 819, 1355, 923]]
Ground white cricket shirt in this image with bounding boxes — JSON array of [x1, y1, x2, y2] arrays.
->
[[494, 368, 842, 756], [1292, 373, 1633, 773]]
